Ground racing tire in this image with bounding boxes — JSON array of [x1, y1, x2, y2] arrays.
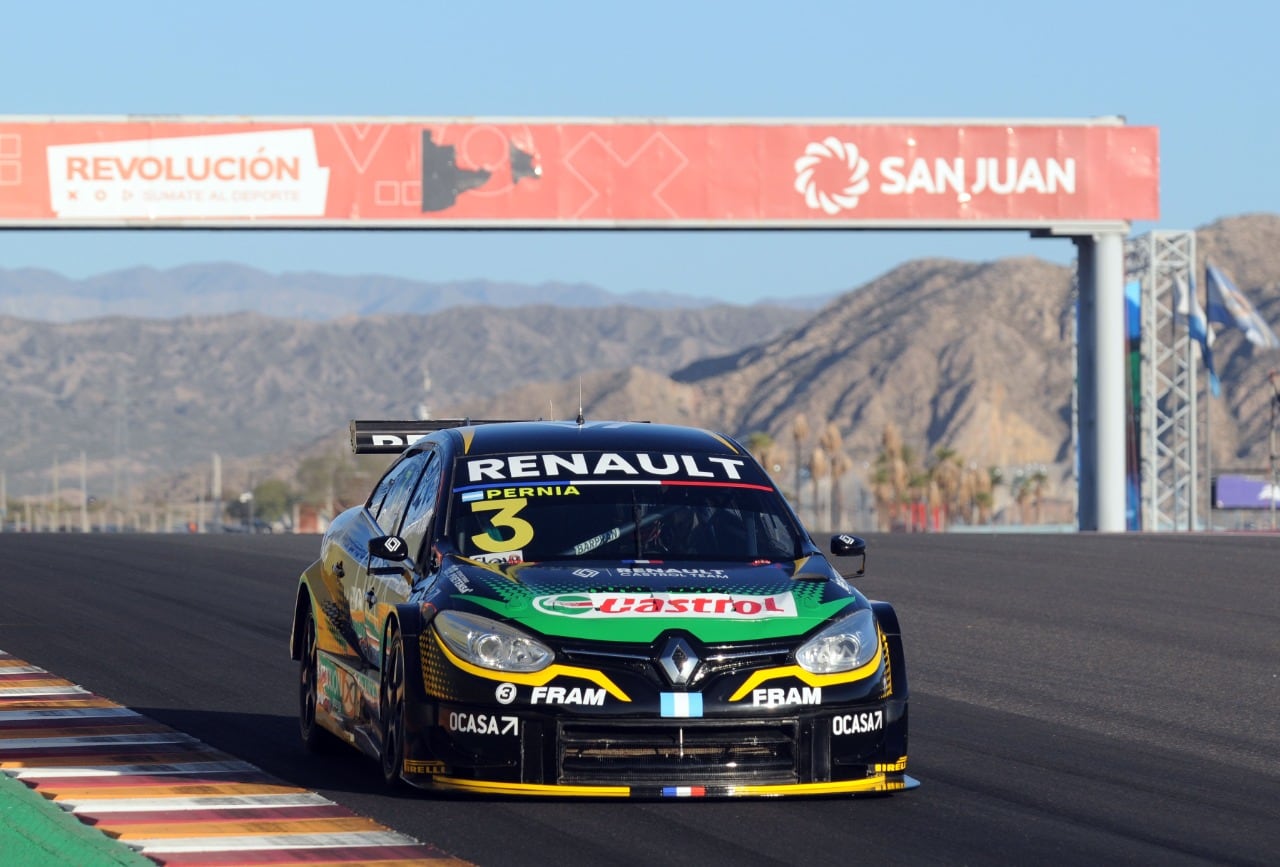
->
[[379, 626, 408, 789], [299, 611, 339, 753]]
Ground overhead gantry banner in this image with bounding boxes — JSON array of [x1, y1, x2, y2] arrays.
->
[[0, 117, 1157, 228]]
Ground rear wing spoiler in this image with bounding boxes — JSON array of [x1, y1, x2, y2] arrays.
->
[[349, 419, 530, 454]]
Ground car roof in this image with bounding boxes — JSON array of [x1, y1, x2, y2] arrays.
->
[[442, 420, 745, 458]]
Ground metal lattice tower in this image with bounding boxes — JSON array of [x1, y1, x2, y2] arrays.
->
[[1129, 230, 1199, 531]]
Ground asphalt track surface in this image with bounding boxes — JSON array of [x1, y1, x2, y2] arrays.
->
[[0, 532, 1276, 866]]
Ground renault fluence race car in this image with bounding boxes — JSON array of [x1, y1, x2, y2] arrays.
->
[[289, 419, 913, 797]]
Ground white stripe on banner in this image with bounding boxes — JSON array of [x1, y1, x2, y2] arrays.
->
[[0, 666, 44, 675]]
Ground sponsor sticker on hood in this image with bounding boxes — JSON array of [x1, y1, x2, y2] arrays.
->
[[532, 592, 797, 619], [457, 560, 858, 643]]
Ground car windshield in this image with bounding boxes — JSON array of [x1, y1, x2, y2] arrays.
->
[[447, 449, 803, 564]]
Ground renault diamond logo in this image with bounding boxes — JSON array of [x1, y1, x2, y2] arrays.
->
[[658, 636, 699, 687]]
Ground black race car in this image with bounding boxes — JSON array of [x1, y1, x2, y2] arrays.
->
[[289, 418, 914, 797]]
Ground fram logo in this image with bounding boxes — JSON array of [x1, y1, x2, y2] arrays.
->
[[532, 592, 797, 619]]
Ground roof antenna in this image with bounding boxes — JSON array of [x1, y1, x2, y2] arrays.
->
[[548, 398, 554, 421], [576, 380, 585, 426]]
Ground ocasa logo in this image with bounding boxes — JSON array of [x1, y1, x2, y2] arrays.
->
[[794, 137, 870, 215]]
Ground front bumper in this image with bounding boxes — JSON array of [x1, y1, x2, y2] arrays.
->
[[425, 772, 918, 798], [402, 623, 912, 798], [403, 665, 909, 797]]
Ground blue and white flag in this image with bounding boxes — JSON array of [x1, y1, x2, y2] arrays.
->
[[660, 692, 703, 718], [1173, 272, 1220, 396], [1205, 262, 1280, 349]]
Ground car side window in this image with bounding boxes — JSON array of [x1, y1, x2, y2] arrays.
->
[[399, 451, 444, 564], [374, 452, 430, 534], [367, 464, 400, 516]]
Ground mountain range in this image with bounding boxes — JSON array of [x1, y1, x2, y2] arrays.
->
[[0, 265, 831, 321], [3, 213, 1278, 515]]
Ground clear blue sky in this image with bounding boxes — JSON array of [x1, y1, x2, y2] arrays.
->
[[0, 0, 1274, 303]]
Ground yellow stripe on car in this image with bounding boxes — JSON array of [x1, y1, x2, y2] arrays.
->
[[431, 777, 632, 797], [728, 653, 882, 703], [726, 775, 908, 796]]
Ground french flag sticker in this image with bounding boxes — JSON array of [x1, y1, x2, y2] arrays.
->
[[662, 786, 707, 797], [660, 693, 703, 718]]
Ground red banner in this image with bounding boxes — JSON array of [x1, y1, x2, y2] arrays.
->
[[0, 119, 1158, 227]]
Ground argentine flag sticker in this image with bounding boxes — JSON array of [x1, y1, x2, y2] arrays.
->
[[660, 692, 704, 718], [461, 490, 484, 503]]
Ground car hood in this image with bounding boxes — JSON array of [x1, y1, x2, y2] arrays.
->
[[438, 556, 863, 644]]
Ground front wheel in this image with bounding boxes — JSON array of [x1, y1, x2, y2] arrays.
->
[[379, 626, 408, 788]]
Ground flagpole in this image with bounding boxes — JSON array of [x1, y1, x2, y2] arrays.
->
[[1204, 269, 1211, 532], [1271, 391, 1276, 531], [1206, 385, 1213, 531], [1270, 372, 1279, 531], [1186, 289, 1196, 532]]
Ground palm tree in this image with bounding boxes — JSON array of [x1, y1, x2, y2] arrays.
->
[[1029, 466, 1049, 524], [987, 466, 1004, 524], [907, 468, 932, 532], [869, 422, 921, 531], [974, 490, 994, 524], [928, 446, 963, 530], [746, 431, 786, 489], [1013, 475, 1032, 524], [829, 451, 853, 529], [870, 458, 895, 532], [745, 431, 775, 456], [808, 446, 828, 529], [963, 463, 993, 524], [956, 463, 979, 525], [819, 423, 849, 529], [791, 414, 810, 513]]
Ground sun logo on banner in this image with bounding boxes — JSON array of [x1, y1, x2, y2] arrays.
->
[[794, 137, 871, 214]]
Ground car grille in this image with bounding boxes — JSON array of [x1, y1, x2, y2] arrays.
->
[[558, 720, 800, 785], [559, 643, 793, 689]]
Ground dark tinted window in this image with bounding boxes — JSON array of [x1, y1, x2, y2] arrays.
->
[[447, 449, 801, 564], [400, 451, 444, 561], [374, 452, 429, 534], [367, 465, 399, 515]]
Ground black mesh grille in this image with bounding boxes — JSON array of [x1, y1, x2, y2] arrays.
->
[[558, 720, 800, 785]]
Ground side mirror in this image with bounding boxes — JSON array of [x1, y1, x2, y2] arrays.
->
[[369, 535, 412, 573], [830, 533, 867, 577]]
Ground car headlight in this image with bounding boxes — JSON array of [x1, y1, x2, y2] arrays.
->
[[434, 610, 553, 672], [794, 608, 879, 674]]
